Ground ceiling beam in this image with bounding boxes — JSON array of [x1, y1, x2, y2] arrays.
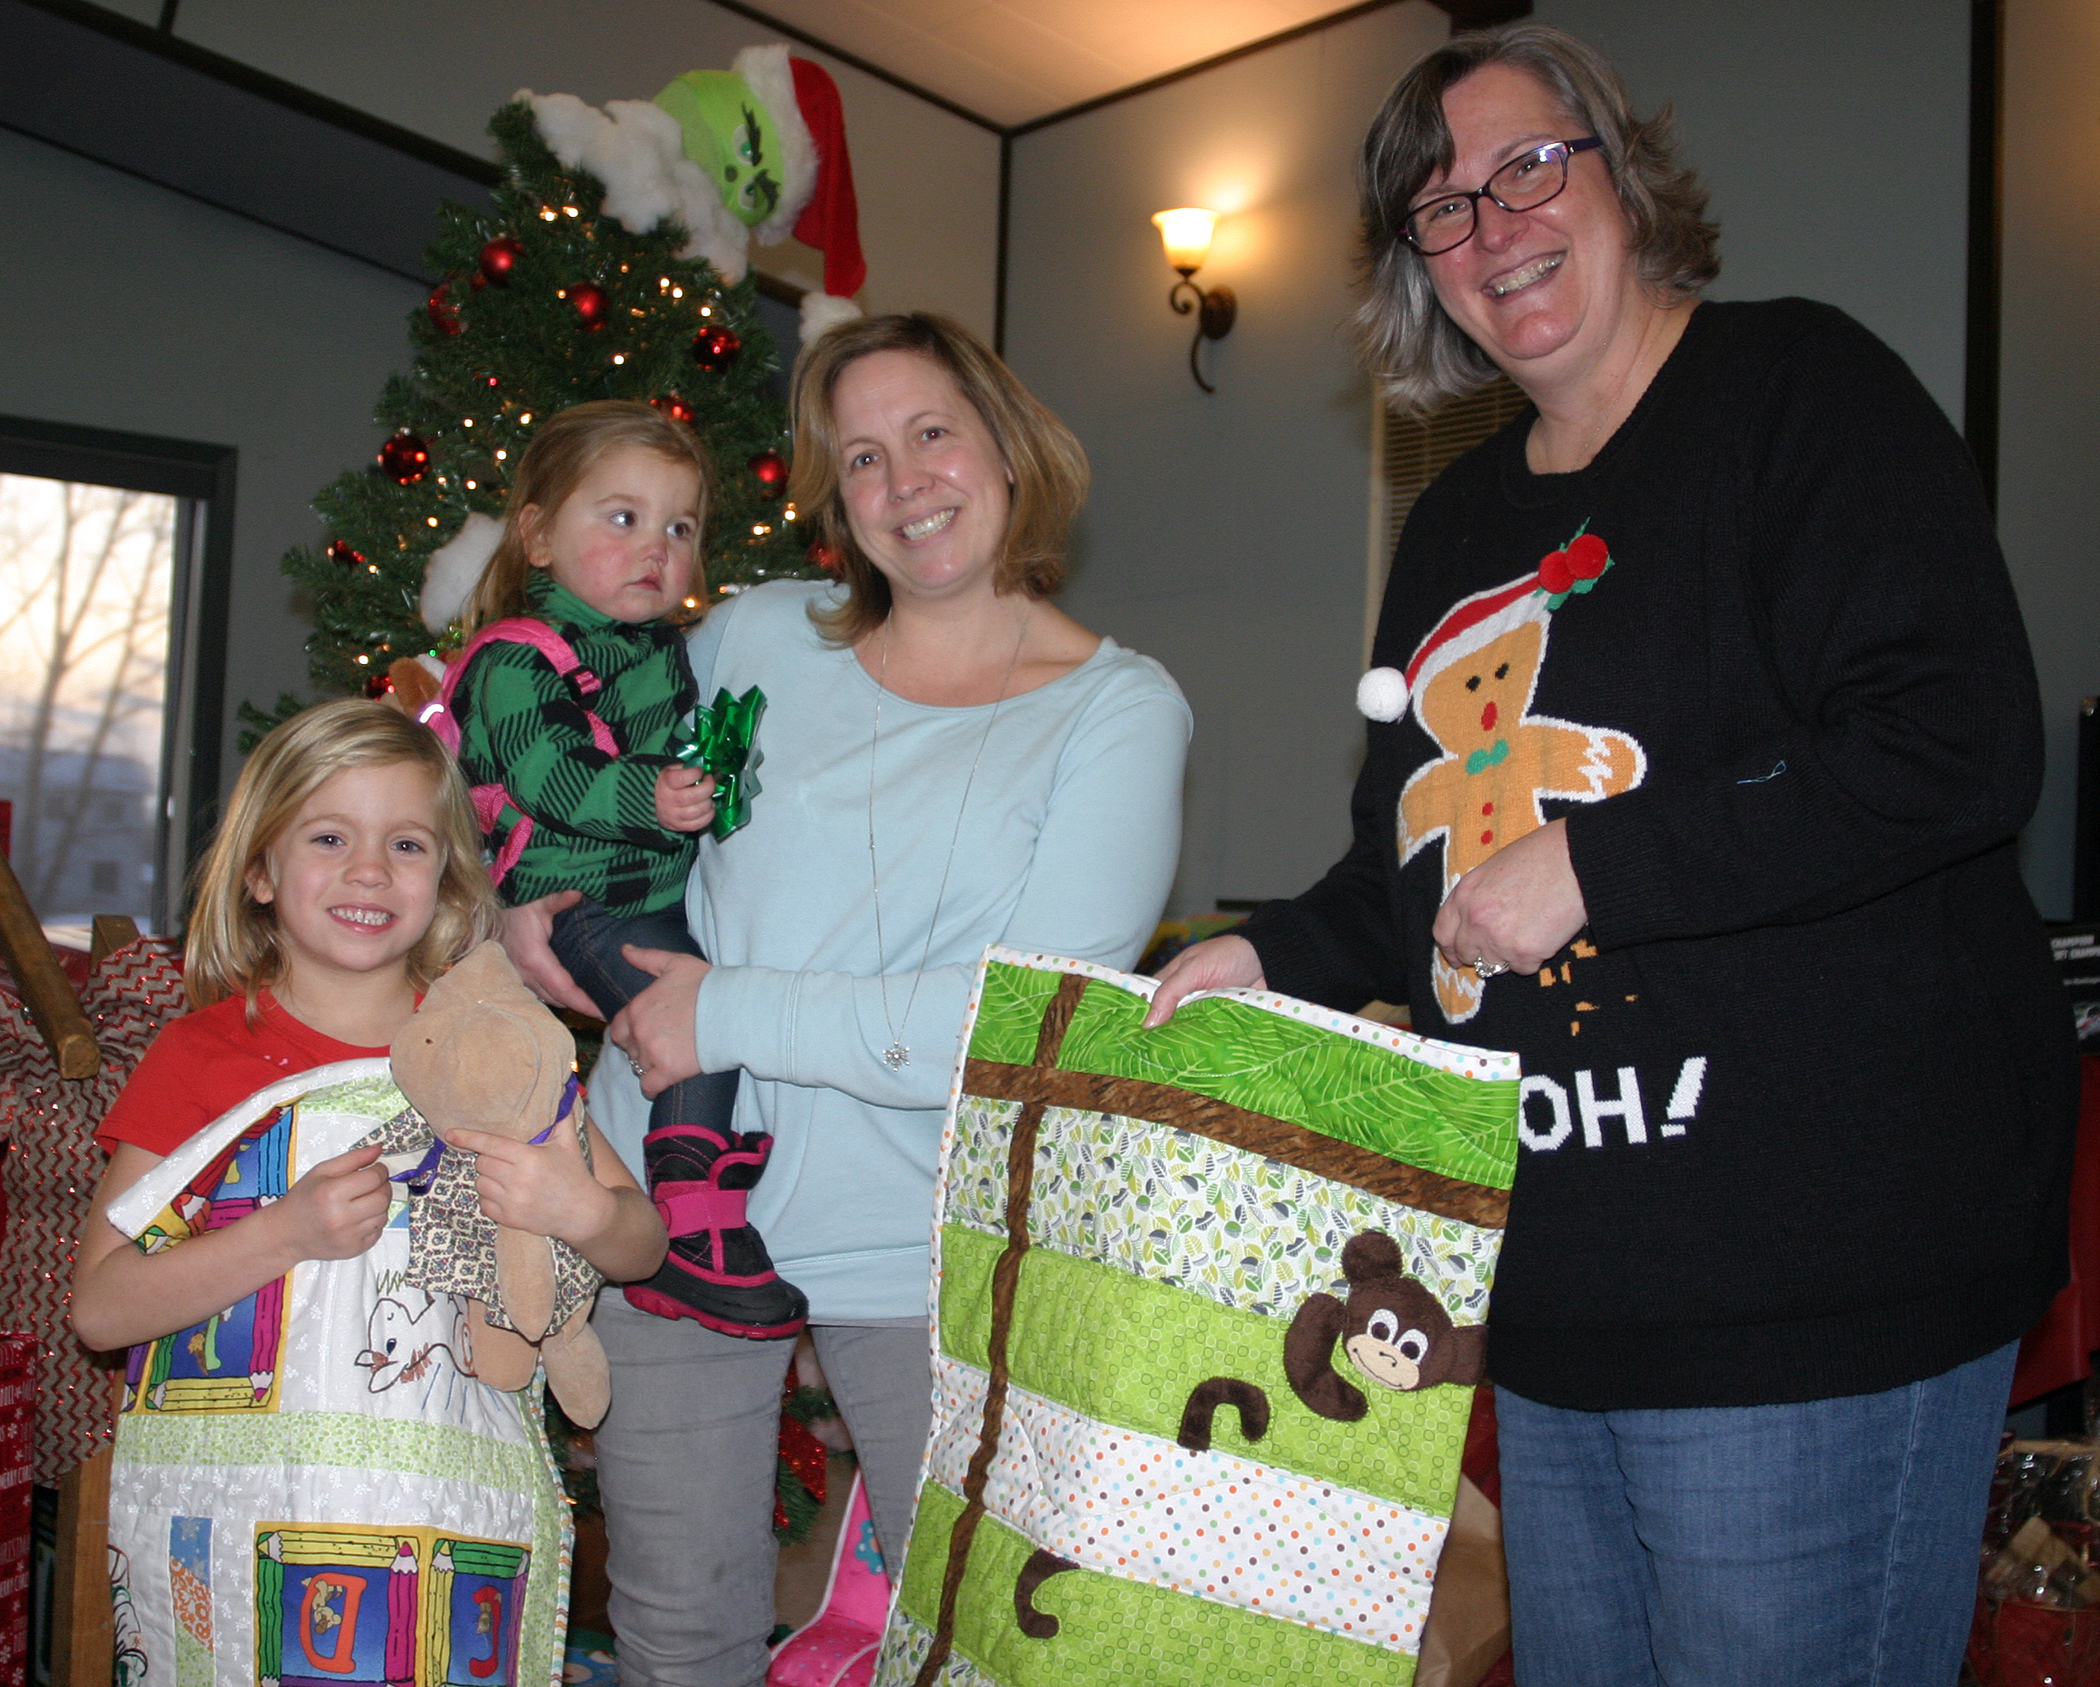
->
[[0, 0, 803, 302], [1427, 0, 1534, 27], [0, 0, 494, 283]]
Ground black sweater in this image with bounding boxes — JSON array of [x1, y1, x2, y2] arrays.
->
[[1246, 298, 2079, 1410]]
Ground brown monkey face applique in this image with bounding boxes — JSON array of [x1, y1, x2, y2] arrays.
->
[[1285, 1232, 1485, 1423], [1179, 1231, 1485, 1452], [1345, 1301, 1439, 1393]]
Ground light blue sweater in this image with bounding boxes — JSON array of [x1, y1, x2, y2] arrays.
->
[[589, 581, 1191, 1319]]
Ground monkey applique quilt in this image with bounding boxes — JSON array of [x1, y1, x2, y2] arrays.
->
[[103, 1063, 570, 1687], [875, 948, 1518, 1687]]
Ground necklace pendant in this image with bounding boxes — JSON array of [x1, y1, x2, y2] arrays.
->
[[881, 1042, 911, 1071]]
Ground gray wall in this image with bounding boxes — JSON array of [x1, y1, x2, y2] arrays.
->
[[1005, 0, 1982, 915], [1533, 0, 1970, 422], [0, 127, 422, 808], [1006, 2, 1452, 916], [106, 0, 1003, 337], [1998, 0, 2100, 918]]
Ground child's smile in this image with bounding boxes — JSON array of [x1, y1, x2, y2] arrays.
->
[[246, 763, 444, 991]]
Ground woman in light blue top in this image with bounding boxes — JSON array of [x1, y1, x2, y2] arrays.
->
[[504, 313, 1190, 1687]]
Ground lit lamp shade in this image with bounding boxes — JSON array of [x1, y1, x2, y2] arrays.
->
[[1152, 208, 1218, 276]]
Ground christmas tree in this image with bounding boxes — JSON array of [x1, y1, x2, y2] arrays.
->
[[247, 96, 824, 738]]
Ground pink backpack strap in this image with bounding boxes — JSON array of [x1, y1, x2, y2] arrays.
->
[[417, 617, 621, 886]]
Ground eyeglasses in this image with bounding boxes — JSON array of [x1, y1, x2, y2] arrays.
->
[[1401, 138, 1604, 255]]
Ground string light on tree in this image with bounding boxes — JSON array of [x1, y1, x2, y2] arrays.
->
[[749, 450, 787, 498]]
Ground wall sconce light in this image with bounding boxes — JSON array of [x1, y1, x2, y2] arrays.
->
[[1152, 208, 1236, 394]]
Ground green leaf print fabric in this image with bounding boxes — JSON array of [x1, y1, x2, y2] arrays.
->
[[878, 948, 1519, 1687]]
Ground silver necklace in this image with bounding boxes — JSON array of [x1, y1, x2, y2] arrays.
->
[[867, 614, 1026, 1070]]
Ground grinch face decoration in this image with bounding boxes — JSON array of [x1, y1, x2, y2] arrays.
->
[[656, 70, 786, 226], [1365, 530, 1646, 1023]]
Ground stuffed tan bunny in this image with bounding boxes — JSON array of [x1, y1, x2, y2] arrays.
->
[[388, 941, 612, 1427]]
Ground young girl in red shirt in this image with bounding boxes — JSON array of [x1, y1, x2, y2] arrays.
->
[[71, 700, 666, 1683], [75, 699, 665, 1340]]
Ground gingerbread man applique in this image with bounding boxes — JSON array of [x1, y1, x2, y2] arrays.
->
[[1359, 530, 1646, 1024]]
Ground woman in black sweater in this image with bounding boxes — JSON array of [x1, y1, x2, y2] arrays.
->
[[1148, 23, 2077, 1685]]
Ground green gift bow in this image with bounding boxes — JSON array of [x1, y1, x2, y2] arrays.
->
[[677, 685, 766, 840]]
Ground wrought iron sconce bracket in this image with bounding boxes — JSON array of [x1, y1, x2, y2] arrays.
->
[[1168, 274, 1236, 394]]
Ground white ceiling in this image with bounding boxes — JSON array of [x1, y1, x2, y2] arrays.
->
[[748, 0, 1380, 128]]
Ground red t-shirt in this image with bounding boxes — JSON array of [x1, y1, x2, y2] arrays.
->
[[96, 992, 391, 1158]]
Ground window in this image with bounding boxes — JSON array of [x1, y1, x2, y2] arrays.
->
[[0, 416, 234, 943], [0, 476, 176, 936], [1365, 377, 1531, 663]]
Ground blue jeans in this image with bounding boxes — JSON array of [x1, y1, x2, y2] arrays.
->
[[550, 896, 738, 1139], [1497, 1340, 2016, 1687]]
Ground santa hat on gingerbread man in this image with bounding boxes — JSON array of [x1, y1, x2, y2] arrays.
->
[[1357, 531, 1610, 722]]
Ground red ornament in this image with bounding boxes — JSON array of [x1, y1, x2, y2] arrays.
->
[[691, 325, 743, 372], [470, 271, 487, 292], [363, 671, 394, 698], [426, 282, 461, 337], [748, 451, 787, 498], [808, 543, 842, 573], [327, 539, 366, 566], [478, 237, 524, 287], [569, 282, 609, 329], [652, 393, 696, 428], [378, 432, 431, 484]]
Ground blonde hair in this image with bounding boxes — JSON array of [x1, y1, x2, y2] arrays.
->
[[787, 313, 1090, 646], [460, 399, 714, 633], [1357, 23, 1719, 411], [184, 700, 499, 1013]]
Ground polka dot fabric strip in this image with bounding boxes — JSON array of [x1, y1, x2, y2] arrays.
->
[[925, 1355, 1447, 1651]]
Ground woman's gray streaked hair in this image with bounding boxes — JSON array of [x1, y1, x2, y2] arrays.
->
[[1357, 23, 1720, 412]]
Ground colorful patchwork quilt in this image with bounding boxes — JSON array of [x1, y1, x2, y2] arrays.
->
[[104, 1059, 571, 1687], [876, 948, 1519, 1687]]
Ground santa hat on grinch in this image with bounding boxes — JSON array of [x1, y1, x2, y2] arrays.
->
[[1357, 530, 1610, 722], [655, 47, 865, 337], [522, 48, 866, 340]]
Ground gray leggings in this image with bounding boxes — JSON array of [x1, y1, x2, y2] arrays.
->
[[589, 1293, 933, 1687]]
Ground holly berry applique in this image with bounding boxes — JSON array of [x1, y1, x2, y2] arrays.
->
[[1537, 528, 1610, 606]]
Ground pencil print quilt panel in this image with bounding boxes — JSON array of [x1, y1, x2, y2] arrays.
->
[[103, 1060, 570, 1687]]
